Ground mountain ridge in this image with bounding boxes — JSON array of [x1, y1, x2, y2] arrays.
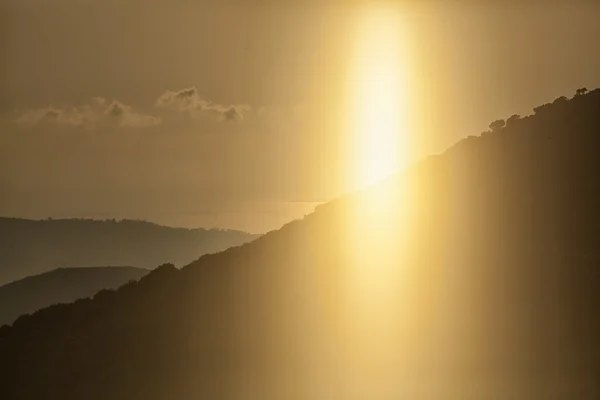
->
[[0, 217, 260, 285], [1, 88, 599, 399], [0, 266, 149, 327]]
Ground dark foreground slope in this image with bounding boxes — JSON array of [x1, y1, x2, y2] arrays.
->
[[1, 90, 599, 399], [0, 218, 259, 285], [0, 266, 149, 326]]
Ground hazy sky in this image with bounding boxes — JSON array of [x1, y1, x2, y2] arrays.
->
[[1, 0, 600, 233]]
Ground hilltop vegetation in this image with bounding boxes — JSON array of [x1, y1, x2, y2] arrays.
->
[[1, 89, 599, 399]]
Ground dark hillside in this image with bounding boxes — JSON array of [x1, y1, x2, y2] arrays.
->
[[0, 266, 149, 326], [1, 90, 599, 399]]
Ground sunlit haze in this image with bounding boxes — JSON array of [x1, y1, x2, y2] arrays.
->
[[2, 2, 600, 399], [2, 1, 600, 233]]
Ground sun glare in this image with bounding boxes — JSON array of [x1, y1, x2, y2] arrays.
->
[[349, 4, 411, 189], [334, 5, 416, 395], [315, 8, 419, 390]]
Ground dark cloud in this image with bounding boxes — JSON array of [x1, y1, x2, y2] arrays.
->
[[222, 105, 252, 122], [155, 86, 251, 121], [176, 87, 197, 99], [107, 102, 125, 118], [223, 106, 241, 121], [155, 87, 203, 112]]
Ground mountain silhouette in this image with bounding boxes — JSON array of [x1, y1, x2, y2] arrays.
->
[[0, 266, 149, 327], [0, 217, 259, 285], [1, 89, 599, 399]]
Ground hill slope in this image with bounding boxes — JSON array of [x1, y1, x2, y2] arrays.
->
[[0, 266, 149, 326], [1, 90, 599, 399], [0, 218, 259, 285]]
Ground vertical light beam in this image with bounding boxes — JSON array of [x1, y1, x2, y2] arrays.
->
[[348, 3, 411, 189]]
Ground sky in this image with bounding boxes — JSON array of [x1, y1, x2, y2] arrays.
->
[[1, 0, 600, 233]]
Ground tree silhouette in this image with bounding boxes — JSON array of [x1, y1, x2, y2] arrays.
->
[[506, 114, 521, 126], [489, 119, 506, 131], [553, 95, 568, 105]]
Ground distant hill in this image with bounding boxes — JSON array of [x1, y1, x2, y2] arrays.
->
[[1, 89, 599, 399], [0, 218, 259, 285], [0, 266, 148, 327]]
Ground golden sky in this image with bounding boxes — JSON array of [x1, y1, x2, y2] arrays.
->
[[1, 0, 600, 233]]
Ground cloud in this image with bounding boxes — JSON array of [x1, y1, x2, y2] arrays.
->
[[103, 100, 162, 128], [155, 87, 202, 112], [222, 104, 252, 121], [106, 102, 125, 118], [155, 86, 251, 121], [17, 106, 96, 129], [16, 98, 161, 129], [14, 87, 253, 131]]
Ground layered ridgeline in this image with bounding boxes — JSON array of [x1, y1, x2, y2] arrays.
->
[[1, 90, 599, 399], [0, 267, 149, 327], [0, 218, 259, 285]]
